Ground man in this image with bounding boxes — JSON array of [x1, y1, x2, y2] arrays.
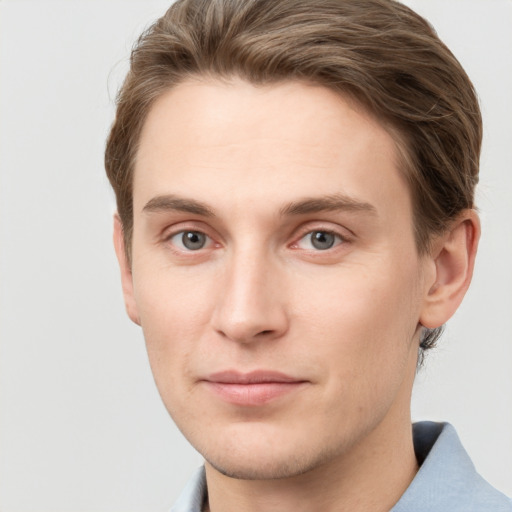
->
[[104, 0, 512, 510]]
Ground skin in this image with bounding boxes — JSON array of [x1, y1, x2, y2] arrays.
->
[[114, 79, 479, 512]]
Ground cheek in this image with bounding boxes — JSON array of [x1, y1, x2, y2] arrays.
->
[[134, 260, 215, 331], [131, 264, 216, 388], [298, 261, 419, 333], [301, 276, 419, 428], [294, 262, 421, 377]]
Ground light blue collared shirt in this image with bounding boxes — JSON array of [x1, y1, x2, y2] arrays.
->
[[171, 422, 512, 512]]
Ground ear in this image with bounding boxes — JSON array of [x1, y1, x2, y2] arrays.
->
[[420, 210, 480, 329], [113, 214, 141, 326]]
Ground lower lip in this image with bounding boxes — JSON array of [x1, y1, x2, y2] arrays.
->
[[204, 381, 306, 406]]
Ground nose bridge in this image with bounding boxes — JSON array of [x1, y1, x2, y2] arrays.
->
[[212, 241, 287, 343]]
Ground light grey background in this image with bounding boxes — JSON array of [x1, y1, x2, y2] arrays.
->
[[0, 1, 511, 510]]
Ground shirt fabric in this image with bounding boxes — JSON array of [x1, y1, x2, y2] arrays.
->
[[170, 421, 512, 512]]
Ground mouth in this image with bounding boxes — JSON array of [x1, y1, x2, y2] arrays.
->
[[201, 370, 309, 406]]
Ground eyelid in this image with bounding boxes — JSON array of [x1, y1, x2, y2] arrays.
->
[[162, 220, 215, 239], [162, 221, 221, 252], [289, 222, 353, 249], [295, 231, 344, 252], [169, 230, 214, 251]]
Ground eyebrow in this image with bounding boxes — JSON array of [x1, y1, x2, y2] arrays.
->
[[141, 193, 377, 218], [142, 195, 215, 217], [279, 194, 377, 217]]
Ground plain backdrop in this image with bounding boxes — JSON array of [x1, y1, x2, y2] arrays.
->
[[0, 1, 511, 510]]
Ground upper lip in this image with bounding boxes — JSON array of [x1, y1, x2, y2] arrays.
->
[[204, 370, 305, 384]]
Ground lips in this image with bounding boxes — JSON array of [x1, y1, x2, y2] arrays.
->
[[202, 370, 308, 406]]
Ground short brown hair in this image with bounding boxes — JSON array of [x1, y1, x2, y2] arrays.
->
[[105, 0, 482, 352]]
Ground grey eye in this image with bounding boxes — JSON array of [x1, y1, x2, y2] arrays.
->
[[180, 231, 207, 250], [310, 231, 336, 250]]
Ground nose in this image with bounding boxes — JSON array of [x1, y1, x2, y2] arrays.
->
[[211, 248, 289, 344]]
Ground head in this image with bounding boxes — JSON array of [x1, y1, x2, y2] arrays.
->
[[106, 0, 482, 354], [105, 0, 481, 480]]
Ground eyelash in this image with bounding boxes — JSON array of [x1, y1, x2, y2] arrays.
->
[[166, 229, 216, 252], [292, 229, 346, 251], [164, 226, 349, 254]]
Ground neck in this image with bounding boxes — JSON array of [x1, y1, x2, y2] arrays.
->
[[203, 413, 419, 512]]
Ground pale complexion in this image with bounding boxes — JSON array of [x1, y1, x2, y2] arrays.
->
[[114, 79, 479, 512]]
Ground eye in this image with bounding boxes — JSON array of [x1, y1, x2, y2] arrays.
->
[[169, 230, 211, 251], [296, 230, 343, 251]]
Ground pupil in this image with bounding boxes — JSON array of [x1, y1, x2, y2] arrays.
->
[[311, 231, 335, 250], [182, 231, 205, 250]]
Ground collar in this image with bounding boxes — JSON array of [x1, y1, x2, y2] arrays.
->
[[391, 421, 511, 511]]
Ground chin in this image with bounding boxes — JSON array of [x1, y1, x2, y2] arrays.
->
[[205, 452, 325, 481], [198, 427, 343, 481]]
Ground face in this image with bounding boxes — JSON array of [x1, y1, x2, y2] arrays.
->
[[122, 79, 433, 479]]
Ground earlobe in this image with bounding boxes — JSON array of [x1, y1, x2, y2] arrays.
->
[[113, 214, 141, 326], [420, 210, 480, 329]]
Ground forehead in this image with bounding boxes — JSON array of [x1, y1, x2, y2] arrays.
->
[[133, 79, 411, 226]]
